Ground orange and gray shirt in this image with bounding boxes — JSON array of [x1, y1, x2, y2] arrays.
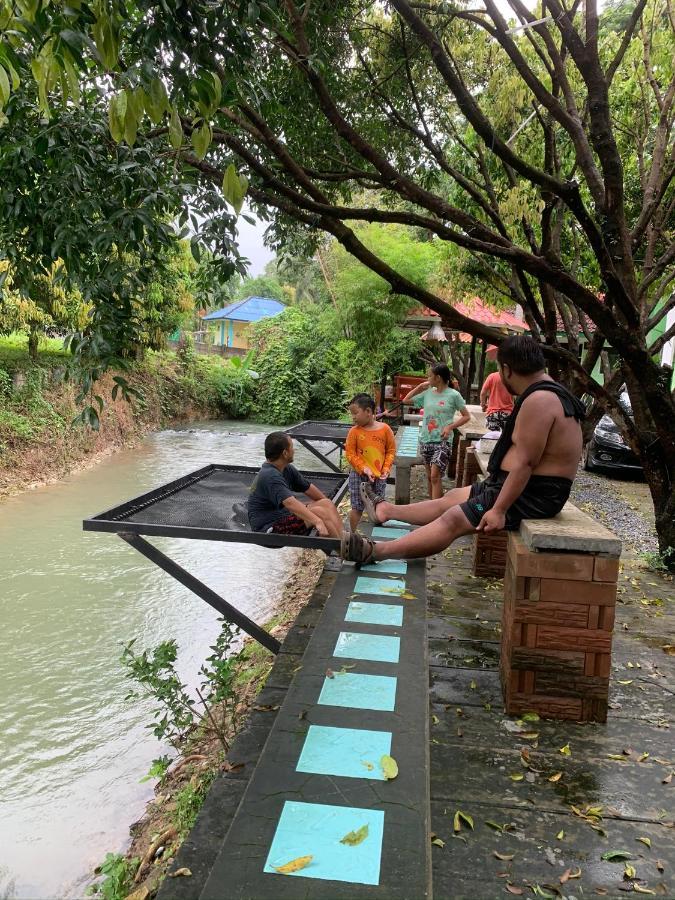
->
[[345, 424, 397, 478]]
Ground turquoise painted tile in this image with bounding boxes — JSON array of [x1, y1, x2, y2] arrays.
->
[[318, 672, 397, 711], [296, 724, 391, 779], [264, 800, 385, 885], [334, 631, 400, 663], [360, 559, 408, 575], [346, 601, 403, 627], [372, 526, 410, 539], [354, 575, 406, 597]]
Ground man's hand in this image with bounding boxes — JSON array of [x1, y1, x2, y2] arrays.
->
[[381, 469, 389, 480], [481, 400, 487, 412], [477, 508, 506, 533], [363, 467, 374, 481], [315, 520, 329, 537], [441, 425, 453, 440]]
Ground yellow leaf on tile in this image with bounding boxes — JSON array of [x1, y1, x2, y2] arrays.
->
[[273, 855, 313, 874]]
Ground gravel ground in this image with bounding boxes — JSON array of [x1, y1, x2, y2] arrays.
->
[[570, 468, 658, 556]]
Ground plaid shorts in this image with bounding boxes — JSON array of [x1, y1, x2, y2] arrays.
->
[[349, 471, 386, 512], [268, 514, 310, 535], [486, 411, 510, 431], [419, 441, 451, 475]]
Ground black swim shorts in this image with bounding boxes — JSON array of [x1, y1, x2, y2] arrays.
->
[[460, 471, 572, 530]]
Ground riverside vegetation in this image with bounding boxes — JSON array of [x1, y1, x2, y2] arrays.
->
[[86, 550, 326, 900], [0, 333, 256, 496]]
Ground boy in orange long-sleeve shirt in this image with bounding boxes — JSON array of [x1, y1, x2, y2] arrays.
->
[[345, 393, 396, 531]]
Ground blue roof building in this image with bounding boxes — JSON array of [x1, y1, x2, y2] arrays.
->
[[201, 296, 285, 349]]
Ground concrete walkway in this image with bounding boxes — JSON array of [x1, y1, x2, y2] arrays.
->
[[160, 469, 674, 899]]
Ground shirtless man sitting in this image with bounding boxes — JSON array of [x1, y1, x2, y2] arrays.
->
[[342, 335, 585, 565]]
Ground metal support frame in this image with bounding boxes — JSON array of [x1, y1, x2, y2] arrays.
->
[[119, 532, 282, 654], [295, 436, 344, 474]]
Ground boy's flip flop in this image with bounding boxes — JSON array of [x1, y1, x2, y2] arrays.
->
[[340, 526, 376, 566], [359, 481, 384, 524]]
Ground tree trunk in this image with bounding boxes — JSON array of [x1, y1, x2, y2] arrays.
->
[[28, 326, 39, 361], [627, 378, 675, 569]]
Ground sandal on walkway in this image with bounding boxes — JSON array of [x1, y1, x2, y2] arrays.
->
[[340, 526, 376, 566], [359, 481, 385, 524]]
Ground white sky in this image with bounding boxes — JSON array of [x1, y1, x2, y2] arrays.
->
[[236, 205, 275, 275]]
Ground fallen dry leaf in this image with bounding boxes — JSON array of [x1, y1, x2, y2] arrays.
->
[[340, 824, 369, 846], [548, 772, 563, 782], [505, 885, 523, 895], [624, 863, 637, 879], [633, 886, 656, 895], [662, 771, 673, 784], [637, 837, 652, 848], [432, 715, 439, 725], [273, 855, 313, 874], [431, 837, 445, 848], [656, 859, 665, 872], [559, 743, 571, 756], [556, 830, 565, 840], [168, 868, 192, 878], [662, 645, 675, 656], [509, 773, 524, 782], [453, 809, 474, 832], [380, 754, 398, 780], [126, 888, 150, 900], [494, 851, 515, 861]]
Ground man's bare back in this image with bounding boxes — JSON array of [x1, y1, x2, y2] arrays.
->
[[501, 379, 583, 481]]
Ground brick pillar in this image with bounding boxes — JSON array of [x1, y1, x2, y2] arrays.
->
[[472, 531, 508, 578], [501, 534, 618, 722]]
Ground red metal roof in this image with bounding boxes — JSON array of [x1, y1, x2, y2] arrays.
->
[[411, 296, 528, 342]]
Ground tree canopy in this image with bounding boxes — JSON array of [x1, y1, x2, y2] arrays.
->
[[1, 0, 674, 556]]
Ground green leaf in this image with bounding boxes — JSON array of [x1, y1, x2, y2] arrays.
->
[[0, 65, 10, 107], [124, 104, 137, 146], [169, 106, 183, 150], [146, 78, 168, 124], [191, 120, 212, 160], [601, 850, 633, 862], [222, 163, 248, 215], [380, 754, 398, 780], [63, 54, 80, 106], [453, 809, 473, 832], [340, 824, 369, 846], [108, 91, 127, 143]]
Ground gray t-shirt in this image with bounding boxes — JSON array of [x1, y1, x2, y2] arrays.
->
[[247, 462, 311, 532]]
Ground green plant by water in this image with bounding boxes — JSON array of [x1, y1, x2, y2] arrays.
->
[[121, 619, 245, 756], [86, 853, 139, 900]]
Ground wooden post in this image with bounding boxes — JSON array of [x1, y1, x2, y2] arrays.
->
[[465, 335, 478, 403], [477, 338, 487, 395]]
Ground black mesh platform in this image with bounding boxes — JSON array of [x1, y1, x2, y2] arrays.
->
[[284, 420, 352, 442], [83, 464, 347, 548]]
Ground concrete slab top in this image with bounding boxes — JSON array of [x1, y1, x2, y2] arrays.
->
[[520, 502, 622, 556]]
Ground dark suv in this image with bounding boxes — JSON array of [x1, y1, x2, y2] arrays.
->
[[583, 391, 642, 476]]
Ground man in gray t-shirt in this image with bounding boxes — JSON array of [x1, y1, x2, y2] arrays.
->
[[247, 432, 344, 537]]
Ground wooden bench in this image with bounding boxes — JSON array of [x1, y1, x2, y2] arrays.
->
[[461, 445, 622, 722]]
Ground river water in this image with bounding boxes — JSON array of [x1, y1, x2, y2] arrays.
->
[[0, 422, 329, 899]]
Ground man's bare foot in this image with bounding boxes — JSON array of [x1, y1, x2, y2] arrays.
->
[[359, 482, 386, 524]]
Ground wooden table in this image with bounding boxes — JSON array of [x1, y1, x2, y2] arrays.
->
[[453, 406, 487, 484]]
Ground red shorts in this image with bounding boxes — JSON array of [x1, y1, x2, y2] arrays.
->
[[269, 514, 310, 535]]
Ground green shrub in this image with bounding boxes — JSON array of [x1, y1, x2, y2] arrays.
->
[[86, 853, 139, 900], [172, 769, 217, 836]]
